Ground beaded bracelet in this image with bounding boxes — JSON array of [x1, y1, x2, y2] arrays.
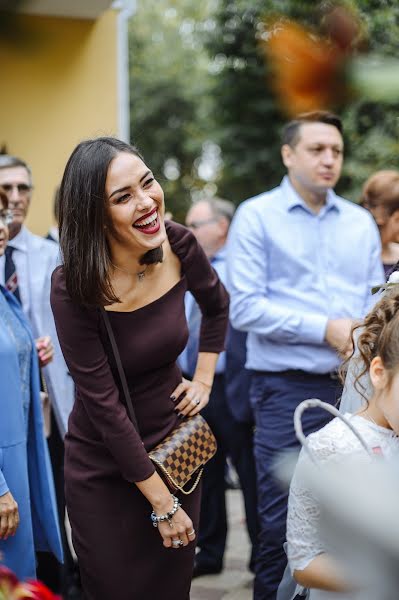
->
[[150, 495, 181, 528]]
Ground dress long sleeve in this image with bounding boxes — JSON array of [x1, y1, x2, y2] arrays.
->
[[50, 268, 155, 483], [167, 221, 229, 354]]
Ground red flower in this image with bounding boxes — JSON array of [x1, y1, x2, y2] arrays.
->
[[261, 20, 346, 115], [0, 567, 60, 600], [322, 5, 364, 53], [0, 566, 18, 586], [0, 566, 19, 594], [14, 580, 61, 600], [260, 6, 363, 115]]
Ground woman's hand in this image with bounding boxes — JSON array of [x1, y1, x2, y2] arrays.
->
[[170, 377, 211, 418], [136, 474, 196, 549], [35, 336, 54, 367], [154, 499, 196, 549], [0, 491, 19, 539]]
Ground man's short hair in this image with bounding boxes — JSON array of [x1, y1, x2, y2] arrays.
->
[[0, 155, 32, 181], [205, 197, 236, 224], [282, 111, 343, 148]]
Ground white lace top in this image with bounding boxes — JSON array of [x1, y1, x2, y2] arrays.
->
[[286, 414, 399, 600]]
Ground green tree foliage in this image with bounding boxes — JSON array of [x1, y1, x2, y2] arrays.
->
[[207, 0, 399, 203], [339, 1, 399, 200], [129, 0, 399, 216], [129, 0, 217, 221]]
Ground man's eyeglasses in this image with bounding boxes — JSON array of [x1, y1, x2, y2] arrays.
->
[[186, 218, 217, 229], [0, 209, 13, 226], [2, 183, 32, 196]]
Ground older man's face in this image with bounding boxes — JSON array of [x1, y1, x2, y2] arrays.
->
[[0, 166, 32, 237], [186, 201, 226, 258]]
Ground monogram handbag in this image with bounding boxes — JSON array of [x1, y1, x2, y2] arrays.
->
[[102, 310, 217, 495]]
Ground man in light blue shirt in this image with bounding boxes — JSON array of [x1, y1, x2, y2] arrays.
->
[[180, 197, 258, 578], [226, 111, 384, 600]]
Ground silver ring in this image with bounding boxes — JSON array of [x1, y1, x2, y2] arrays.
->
[[187, 530, 195, 536], [172, 539, 183, 547], [195, 399, 200, 406]]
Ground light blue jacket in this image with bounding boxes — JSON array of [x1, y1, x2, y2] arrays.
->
[[0, 286, 63, 580], [0, 227, 74, 436]]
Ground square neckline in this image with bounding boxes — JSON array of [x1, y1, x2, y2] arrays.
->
[[104, 220, 188, 316], [104, 276, 186, 316]]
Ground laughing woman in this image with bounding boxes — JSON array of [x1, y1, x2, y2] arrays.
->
[[50, 137, 229, 600]]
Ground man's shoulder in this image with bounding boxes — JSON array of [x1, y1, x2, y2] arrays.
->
[[25, 228, 59, 257], [237, 185, 282, 216], [334, 194, 372, 221]]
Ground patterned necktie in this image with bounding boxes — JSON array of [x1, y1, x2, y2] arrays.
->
[[5, 245, 21, 303]]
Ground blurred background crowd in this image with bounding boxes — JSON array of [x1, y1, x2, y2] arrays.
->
[[2, 1, 399, 600]]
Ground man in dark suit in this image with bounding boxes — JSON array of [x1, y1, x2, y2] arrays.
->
[[180, 197, 258, 577]]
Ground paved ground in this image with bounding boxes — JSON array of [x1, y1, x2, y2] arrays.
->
[[191, 489, 254, 600]]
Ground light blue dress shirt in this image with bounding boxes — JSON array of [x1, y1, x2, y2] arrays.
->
[[226, 177, 384, 374], [179, 247, 227, 375]]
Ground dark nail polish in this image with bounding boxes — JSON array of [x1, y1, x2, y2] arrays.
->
[[174, 408, 179, 413], [170, 395, 176, 402], [178, 413, 185, 419]]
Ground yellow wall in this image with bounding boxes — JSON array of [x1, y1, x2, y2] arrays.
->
[[0, 10, 119, 235]]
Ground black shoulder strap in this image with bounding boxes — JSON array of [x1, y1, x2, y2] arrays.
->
[[101, 309, 140, 433]]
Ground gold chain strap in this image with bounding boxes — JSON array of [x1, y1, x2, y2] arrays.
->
[[178, 468, 203, 495], [150, 459, 204, 495]]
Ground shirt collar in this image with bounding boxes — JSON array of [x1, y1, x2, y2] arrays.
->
[[281, 176, 340, 215], [8, 225, 28, 253], [48, 226, 59, 242], [210, 244, 226, 264]]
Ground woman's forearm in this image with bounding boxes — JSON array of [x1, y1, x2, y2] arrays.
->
[[135, 472, 175, 513], [294, 553, 353, 592], [192, 351, 219, 388]]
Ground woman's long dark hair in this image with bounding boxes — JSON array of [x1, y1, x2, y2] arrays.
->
[[58, 137, 142, 306]]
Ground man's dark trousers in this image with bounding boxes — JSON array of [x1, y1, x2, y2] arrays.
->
[[196, 374, 259, 571], [251, 371, 341, 600]]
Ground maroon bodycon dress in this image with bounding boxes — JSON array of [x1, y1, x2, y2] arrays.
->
[[50, 221, 229, 600]]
